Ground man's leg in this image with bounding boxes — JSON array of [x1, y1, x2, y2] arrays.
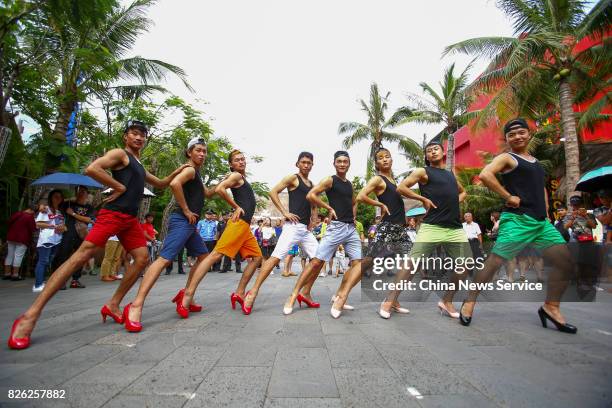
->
[[244, 256, 281, 308], [284, 258, 325, 310], [540, 244, 574, 324], [235, 256, 263, 298], [11, 241, 99, 339], [282, 254, 294, 276], [332, 259, 363, 311], [461, 253, 506, 317], [181, 250, 224, 307], [177, 248, 185, 274], [105, 246, 149, 315], [128, 256, 173, 322]]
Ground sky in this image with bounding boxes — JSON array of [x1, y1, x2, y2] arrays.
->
[[125, 0, 514, 184]]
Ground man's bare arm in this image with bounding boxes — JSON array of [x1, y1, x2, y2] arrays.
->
[[270, 174, 299, 222], [306, 177, 334, 217], [85, 149, 129, 193]]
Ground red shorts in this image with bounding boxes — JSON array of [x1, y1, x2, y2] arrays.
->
[[85, 209, 147, 252]]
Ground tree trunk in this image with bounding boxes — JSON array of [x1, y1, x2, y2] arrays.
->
[[0, 126, 12, 169], [558, 80, 581, 204], [52, 99, 75, 142], [445, 133, 455, 171], [159, 196, 175, 241]]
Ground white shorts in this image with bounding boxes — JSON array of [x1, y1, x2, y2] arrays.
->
[[271, 222, 318, 260], [315, 221, 362, 262], [5, 241, 27, 267]]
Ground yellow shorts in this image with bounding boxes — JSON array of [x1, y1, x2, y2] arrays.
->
[[215, 219, 262, 259]]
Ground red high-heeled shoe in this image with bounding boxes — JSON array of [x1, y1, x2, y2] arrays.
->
[[297, 294, 320, 308], [173, 290, 189, 319], [230, 292, 244, 310], [242, 291, 254, 315], [172, 289, 202, 312], [101, 305, 124, 324], [122, 303, 142, 333], [8, 316, 31, 350]]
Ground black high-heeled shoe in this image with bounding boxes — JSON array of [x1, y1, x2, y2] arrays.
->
[[459, 300, 472, 327], [537, 307, 577, 334]]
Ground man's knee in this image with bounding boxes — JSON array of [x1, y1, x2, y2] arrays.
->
[[133, 253, 149, 268]]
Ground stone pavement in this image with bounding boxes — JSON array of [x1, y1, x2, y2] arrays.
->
[[0, 265, 611, 408]]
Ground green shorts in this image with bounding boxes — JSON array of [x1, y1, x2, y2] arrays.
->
[[492, 212, 566, 260], [410, 223, 470, 259]]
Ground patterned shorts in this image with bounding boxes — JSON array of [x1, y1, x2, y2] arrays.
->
[[365, 221, 413, 257]]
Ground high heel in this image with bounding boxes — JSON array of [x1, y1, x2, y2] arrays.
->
[[297, 294, 320, 309], [230, 292, 244, 310], [378, 302, 391, 319], [331, 295, 354, 310], [174, 290, 189, 319], [437, 301, 459, 319], [172, 289, 202, 313], [101, 305, 124, 324], [242, 291, 254, 315], [392, 305, 410, 314], [538, 307, 577, 334], [122, 304, 142, 333], [8, 316, 31, 350], [459, 300, 471, 327]]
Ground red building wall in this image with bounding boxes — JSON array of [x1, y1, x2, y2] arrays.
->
[[452, 34, 611, 169]]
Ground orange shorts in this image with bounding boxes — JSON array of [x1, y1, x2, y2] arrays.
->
[[215, 219, 262, 259]]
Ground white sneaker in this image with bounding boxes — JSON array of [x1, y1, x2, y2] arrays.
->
[[115, 274, 123, 280], [319, 271, 326, 277], [32, 283, 45, 292]]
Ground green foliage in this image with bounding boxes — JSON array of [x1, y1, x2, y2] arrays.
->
[[338, 83, 423, 178], [352, 176, 376, 229]]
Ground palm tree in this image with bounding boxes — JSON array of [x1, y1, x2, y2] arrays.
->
[[26, 0, 192, 155], [443, 0, 611, 200], [389, 62, 475, 172], [338, 83, 422, 178]]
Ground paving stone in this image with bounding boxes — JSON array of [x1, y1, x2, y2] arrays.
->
[[268, 348, 338, 398], [103, 394, 188, 408], [264, 398, 343, 408], [185, 366, 270, 408], [333, 367, 421, 408]]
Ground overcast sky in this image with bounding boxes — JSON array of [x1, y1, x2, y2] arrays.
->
[[125, 0, 515, 184]]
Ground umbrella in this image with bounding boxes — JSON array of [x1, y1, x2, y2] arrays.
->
[[405, 207, 426, 217], [575, 166, 612, 192], [103, 187, 156, 197], [31, 172, 104, 189]]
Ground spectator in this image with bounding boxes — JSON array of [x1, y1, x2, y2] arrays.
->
[[355, 219, 365, 242], [100, 236, 124, 282], [368, 216, 381, 241], [260, 217, 277, 263], [141, 212, 158, 264], [196, 209, 219, 270], [3, 204, 37, 281], [273, 219, 283, 270], [554, 206, 571, 242], [53, 186, 93, 289], [32, 190, 65, 292], [462, 212, 484, 268]]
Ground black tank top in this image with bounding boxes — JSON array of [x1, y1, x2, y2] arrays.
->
[[376, 175, 405, 225], [105, 150, 145, 216], [419, 167, 462, 228], [172, 167, 205, 217], [231, 176, 256, 223], [288, 174, 312, 225], [326, 175, 354, 224], [501, 153, 547, 220]]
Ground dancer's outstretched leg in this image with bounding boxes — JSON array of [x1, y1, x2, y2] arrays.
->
[[10, 241, 98, 342], [284, 258, 324, 312], [181, 251, 224, 307], [104, 246, 149, 316]]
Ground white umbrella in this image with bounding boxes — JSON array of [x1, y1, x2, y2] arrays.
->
[[103, 187, 156, 197]]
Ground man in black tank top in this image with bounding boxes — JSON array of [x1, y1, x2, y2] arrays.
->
[[393, 140, 471, 319], [460, 119, 576, 334], [9, 120, 188, 348], [181, 149, 263, 316], [283, 151, 363, 319], [122, 138, 219, 329], [356, 148, 413, 319], [241, 152, 320, 314]]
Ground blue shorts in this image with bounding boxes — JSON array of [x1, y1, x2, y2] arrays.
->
[[159, 213, 208, 261]]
